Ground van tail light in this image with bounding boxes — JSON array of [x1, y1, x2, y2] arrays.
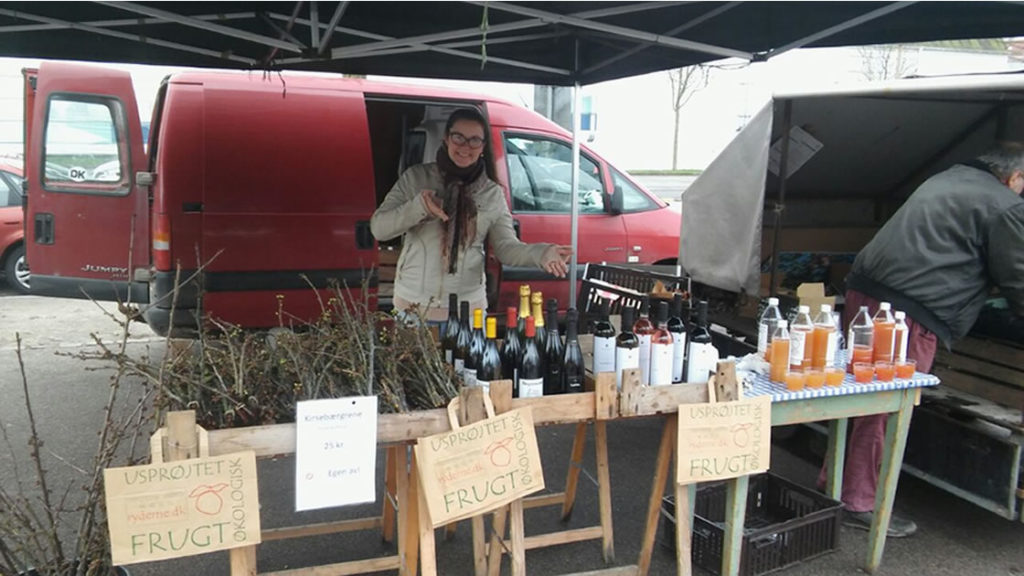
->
[[153, 213, 172, 271]]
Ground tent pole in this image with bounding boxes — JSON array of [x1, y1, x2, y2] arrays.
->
[[768, 100, 792, 299], [569, 84, 582, 309]]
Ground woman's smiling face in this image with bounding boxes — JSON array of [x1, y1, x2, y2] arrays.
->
[[444, 118, 486, 168]]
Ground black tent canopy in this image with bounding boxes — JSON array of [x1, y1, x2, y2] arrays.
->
[[2, 2, 1024, 86]]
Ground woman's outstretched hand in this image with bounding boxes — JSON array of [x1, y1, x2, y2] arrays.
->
[[542, 245, 574, 278], [421, 190, 449, 222]]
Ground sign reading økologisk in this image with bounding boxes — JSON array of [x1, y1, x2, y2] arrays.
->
[[414, 407, 544, 527], [295, 396, 378, 511], [677, 396, 771, 484], [104, 451, 261, 565]]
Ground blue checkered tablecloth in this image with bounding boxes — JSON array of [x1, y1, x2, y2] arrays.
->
[[743, 369, 940, 403]]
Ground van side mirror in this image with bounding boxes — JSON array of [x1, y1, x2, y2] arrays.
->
[[608, 184, 624, 215]]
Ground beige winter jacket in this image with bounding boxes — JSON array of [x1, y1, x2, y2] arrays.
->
[[370, 163, 552, 319]]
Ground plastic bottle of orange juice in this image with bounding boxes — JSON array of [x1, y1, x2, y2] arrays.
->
[[847, 306, 874, 374], [790, 305, 814, 370], [811, 304, 837, 370], [892, 311, 909, 363], [872, 302, 896, 363], [770, 320, 791, 384]]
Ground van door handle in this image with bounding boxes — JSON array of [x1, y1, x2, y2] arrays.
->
[[34, 213, 54, 245], [603, 247, 622, 252], [512, 219, 521, 239], [355, 221, 374, 250]]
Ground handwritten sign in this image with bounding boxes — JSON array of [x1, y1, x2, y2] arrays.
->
[[677, 396, 771, 484], [104, 451, 261, 565], [295, 396, 378, 511], [414, 407, 544, 527]]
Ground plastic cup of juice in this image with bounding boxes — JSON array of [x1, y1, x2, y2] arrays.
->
[[895, 359, 917, 379], [805, 369, 826, 388], [824, 367, 845, 387], [784, 370, 806, 391], [853, 362, 874, 383], [874, 361, 895, 382]]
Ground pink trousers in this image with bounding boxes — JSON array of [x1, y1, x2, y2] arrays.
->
[[820, 289, 937, 512]]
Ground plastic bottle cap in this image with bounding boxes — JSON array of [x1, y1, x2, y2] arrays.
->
[[880, 302, 891, 311], [894, 311, 905, 320], [777, 320, 788, 328], [798, 305, 810, 313], [768, 297, 779, 306], [820, 304, 832, 314]]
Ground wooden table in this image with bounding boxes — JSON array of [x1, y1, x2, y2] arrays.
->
[[632, 369, 941, 575]]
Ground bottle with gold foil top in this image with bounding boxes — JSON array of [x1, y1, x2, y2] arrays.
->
[[531, 291, 547, 367], [517, 284, 532, 333], [477, 317, 502, 392], [464, 308, 485, 387]]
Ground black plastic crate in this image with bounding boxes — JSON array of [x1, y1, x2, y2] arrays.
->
[[661, 473, 842, 576]]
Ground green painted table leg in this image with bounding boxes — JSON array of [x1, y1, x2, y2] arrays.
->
[[722, 474, 749, 576], [825, 418, 849, 501], [865, 389, 916, 573]]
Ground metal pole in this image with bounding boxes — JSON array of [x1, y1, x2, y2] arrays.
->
[[569, 81, 582, 309], [768, 100, 792, 298]]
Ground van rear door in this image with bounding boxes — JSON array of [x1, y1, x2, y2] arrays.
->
[[24, 62, 149, 303]]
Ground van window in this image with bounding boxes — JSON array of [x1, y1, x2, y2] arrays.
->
[[611, 168, 658, 212], [42, 96, 129, 194], [0, 173, 14, 207], [505, 134, 605, 214]]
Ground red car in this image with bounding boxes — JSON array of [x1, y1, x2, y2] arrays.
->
[[0, 161, 28, 293]]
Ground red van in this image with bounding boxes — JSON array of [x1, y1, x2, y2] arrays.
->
[[24, 62, 681, 335]]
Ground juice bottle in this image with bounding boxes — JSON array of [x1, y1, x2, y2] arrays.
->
[[757, 297, 783, 360], [872, 302, 895, 363], [790, 305, 814, 371], [769, 320, 791, 384], [847, 306, 874, 374], [892, 311, 909, 363], [811, 304, 837, 370]]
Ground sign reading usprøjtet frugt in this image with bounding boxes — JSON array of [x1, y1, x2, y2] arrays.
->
[[414, 407, 544, 527], [104, 451, 261, 565]]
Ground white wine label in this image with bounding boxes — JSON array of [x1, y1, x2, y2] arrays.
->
[[649, 343, 674, 386], [685, 342, 718, 384], [593, 336, 616, 374], [445, 350, 453, 364], [476, 380, 491, 393], [463, 368, 477, 388], [638, 334, 652, 385], [615, 347, 639, 389], [672, 333, 686, 383], [454, 358, 464, 379], [519, 377, 543, 398]]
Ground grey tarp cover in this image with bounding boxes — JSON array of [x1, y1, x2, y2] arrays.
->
[[680, 103, 771, 296]]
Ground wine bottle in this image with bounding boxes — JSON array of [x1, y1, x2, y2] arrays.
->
[[517, 284, 531, 333], [633, 296, 655, 386], [668, 294, 687, 384], [453, 300, 472, 382], [649, 301, 674, 386], [441, 293, 461, 366], [477, 317, 502, 392], [464, 308, 485, 387], [615, 306, 640, 389], [592, 299, 616, 375], [531, 291, 547, 360], [501, 306, 522, 385], [518, 316, 544, 398], [543, 298, 564, 395], [562, 308, 584, 393], [685, 300, 718, 384]]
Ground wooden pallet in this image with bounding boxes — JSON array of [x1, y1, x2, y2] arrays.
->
[[931, 336, 1024, 416]]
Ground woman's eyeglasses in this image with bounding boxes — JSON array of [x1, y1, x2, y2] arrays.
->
[[448, 131, 485, 149]]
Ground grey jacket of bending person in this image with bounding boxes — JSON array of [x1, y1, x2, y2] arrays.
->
[[848, 163, 1024, 343], [370, 163, 553, 317]]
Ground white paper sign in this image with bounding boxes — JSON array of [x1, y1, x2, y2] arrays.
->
[[768, 125, 823, 177], [295, 396, 378, 511]]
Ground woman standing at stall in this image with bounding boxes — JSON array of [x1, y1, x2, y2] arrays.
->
[[370, 108, 572, 322]]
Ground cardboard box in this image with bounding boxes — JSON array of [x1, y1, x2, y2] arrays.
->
[[797, 283, 835, 314]]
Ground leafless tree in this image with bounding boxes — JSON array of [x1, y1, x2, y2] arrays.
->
[[858, 44, 916, 81], [668, 65, 710, 170]]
